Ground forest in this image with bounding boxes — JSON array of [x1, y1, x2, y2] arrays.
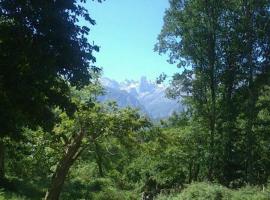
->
[[0, 0, 270, 199]]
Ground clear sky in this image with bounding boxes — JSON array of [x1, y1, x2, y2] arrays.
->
[[83, 0, 178, 82]]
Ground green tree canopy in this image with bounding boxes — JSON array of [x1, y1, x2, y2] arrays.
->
[[0, 0, 100, 137]]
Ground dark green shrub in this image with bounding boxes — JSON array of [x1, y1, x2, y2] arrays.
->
[[157, 182, 270, 200]]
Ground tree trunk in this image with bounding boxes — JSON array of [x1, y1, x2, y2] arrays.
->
[[246, 59, 255, 184], [223, 61, 237, 185], [94, 142, 104, 177], [243, 1, 256, 184], [188, 161, 193, 183], [205, 0, 217, 181], [207, 35, 217, 181], [45, 130, 85, 200], [194, 164, 200, 181], [0, 139, 5, 182]]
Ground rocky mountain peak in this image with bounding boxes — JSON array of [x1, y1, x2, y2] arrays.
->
[[139, 76, 155, 93], [99, 77, 182, 119]]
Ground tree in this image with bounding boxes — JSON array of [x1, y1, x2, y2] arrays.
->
[[44, 86, 150, 200], [0, 0, 100, 181], [156, 0, 226, 180]]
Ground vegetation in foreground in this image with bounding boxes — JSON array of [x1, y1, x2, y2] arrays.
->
[[157, 182, 270, 200]]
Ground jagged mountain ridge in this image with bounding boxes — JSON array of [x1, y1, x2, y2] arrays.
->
[[99, 77, 182, 119]]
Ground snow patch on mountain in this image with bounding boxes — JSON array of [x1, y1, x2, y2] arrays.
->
[[100, 77, 182, 119]]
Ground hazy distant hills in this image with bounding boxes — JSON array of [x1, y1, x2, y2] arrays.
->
[[99, 77, 182, 119]]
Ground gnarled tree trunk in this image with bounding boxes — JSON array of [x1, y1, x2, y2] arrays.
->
[[45, 130, 85, 200]]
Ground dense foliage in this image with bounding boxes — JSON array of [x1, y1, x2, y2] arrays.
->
[[156, 0, 270, 186]]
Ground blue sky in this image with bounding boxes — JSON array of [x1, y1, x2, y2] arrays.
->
[[83, 0, 178, 82]]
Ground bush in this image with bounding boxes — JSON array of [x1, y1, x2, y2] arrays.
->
[[157, 182, 270, 200], [0, 189, 27, 200], [61, 177, 139, 200], [231, 186, 270, 200], [157, 182, 231, 200], [93, 188, 137, 200]]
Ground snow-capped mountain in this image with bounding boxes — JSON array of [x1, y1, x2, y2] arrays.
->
[[99, 76, 182, 119]]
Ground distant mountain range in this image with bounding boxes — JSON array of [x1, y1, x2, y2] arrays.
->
[[99, 77, 182, 119]]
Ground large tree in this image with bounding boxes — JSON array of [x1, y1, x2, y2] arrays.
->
[[44, 86, 150, 199], [156, 0, 226, 180], [0, 0, 100, 180]]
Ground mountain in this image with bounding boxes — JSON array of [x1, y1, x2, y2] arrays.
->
[[98, 86, 147, 112], [99, 77, 182, 119]]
